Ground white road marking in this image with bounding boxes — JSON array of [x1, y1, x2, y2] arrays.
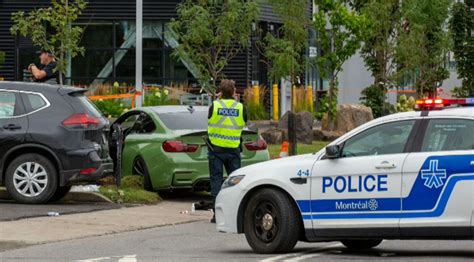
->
[[118, 255, 137, 262], [76, 256, 111, 262], [260, 252, 306, 262], [76, 254, 137, 262], [284, 253, 321, 262], [260, 243, 342, 262]]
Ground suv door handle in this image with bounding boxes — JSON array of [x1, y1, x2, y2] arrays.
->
[[471, 161, 474, 166], [3, 124, 22, 130], [375, 161, 396, 169]]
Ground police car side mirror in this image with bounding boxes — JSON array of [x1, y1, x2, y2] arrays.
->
[[325, 145, 341, 159]]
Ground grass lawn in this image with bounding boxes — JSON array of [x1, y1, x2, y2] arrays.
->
[[267, 141, 329, 159]]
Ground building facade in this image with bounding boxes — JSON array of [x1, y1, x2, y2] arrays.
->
[[0, 0, 314, 91]]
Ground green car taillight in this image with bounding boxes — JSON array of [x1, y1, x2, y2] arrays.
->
[[162, 140, 199, 153]]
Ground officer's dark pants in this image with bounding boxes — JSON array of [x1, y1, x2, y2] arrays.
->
[[208, 150, 241, 199]]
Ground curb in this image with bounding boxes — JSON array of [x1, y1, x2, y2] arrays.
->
[[0, 187, 113, 203]]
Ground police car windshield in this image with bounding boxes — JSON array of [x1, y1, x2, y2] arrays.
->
[[156, 111, 208, 130]]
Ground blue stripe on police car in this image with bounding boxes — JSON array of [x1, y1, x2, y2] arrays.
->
[[297, 155, 474, 219]]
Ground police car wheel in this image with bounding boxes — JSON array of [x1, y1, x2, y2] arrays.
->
[[243, 188, 301, 254], [341, 239, 382, 250]]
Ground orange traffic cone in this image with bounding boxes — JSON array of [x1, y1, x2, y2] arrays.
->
[[279, 141, 289, 158]]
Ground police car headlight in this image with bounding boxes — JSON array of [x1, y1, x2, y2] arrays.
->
[[221, 175, 245, 189]]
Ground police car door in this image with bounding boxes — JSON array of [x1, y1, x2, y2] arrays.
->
[[311, 120, 417, 234], [400, 118, 474, 237]]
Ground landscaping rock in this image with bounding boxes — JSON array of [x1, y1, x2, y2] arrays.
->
[[322, 104, 373, 133], [313, 128, 324, 141], [261, 128, 285, 145], [247, 120, 278, 133], [295, 111, 314, 144], [277, 111, 314, 144], [313, 128, 344, 141]]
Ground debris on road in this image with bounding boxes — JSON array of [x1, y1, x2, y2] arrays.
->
[[70, 185, 100, 193]]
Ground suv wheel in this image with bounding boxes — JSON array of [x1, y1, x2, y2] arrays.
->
[[341, 239, 383, 249], [243, 188, 301, 254], [5, 154, 58, 204]]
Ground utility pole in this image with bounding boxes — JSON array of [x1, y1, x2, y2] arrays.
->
[[135, 0, 143, 107]]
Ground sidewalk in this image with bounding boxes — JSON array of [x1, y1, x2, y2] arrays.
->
[[0, 201, 212, 246]]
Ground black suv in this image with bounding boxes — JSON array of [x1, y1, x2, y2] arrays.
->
[[0, 82, 113, 204]]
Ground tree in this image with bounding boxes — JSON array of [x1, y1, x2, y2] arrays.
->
[[169, 0, 259, 94], [449, 0, 474, 97], [313, 0, 367, 126], [10, 0, 87, 85], [346, 0, 401, 117], [262, 0, 310, 112], [396, 0, 451, 97]]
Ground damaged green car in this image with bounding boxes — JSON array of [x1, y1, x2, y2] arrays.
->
[[110, 106, 270, 192]]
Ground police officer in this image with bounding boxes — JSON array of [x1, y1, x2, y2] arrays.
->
[[207, 79, 247, 223], [28, 50, 59, 84]]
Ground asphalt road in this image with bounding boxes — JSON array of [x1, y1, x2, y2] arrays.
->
[[1, 221, 472, 262]]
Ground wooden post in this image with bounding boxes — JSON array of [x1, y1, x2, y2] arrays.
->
[[288, 111, 297, 156]]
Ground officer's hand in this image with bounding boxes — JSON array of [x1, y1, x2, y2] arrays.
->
[[233, 93, 240, 101], [215, 92, 222, 99]]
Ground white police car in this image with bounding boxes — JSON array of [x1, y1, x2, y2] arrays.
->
[[215, 98, 474, 254]]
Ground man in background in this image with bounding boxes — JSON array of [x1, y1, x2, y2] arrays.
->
[[28, 50, 59, 84]]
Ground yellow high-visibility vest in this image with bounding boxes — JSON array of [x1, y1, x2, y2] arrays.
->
[[208, 99, 245, 148]]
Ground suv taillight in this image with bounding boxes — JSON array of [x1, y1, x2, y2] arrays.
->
[[244, 138, 268, 151], [162, 141, 199, 153], [62, 113, 100, 128]]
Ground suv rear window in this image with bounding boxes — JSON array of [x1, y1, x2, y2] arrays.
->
[[77, 96, 103, 118], [26, 93, 47, 111], [421, 119, 474, 152], [157, 111, 208, 130]]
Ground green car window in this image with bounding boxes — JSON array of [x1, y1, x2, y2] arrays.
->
[[157, 111, 208, 130]]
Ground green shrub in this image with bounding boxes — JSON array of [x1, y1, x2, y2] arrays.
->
[[315, 92, 337, 120], [244, 87, 268, 120], [99, 186, 161, 204], [360, 84, 385, 117], [144, 89, 179, 106], [93, 99, 128, 118], [121, 175, 144, 189], [247, 103, 268, 120], [397, 95, 416, 112]]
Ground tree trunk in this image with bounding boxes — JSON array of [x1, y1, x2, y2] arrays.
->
[[327, 77, 336, 131]]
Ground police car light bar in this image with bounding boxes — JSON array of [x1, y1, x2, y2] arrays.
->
[[415, 97, 474, 110]]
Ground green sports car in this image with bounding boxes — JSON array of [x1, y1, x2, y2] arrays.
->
[[110, 106, 270, 191]]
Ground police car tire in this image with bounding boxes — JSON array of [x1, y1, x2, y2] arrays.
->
[[243, 188, 301, 254], [4, 153, 58, 204], [341, 239, 382, 250]]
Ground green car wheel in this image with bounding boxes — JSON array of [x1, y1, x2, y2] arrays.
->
[[132, 157, 153, 191]]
